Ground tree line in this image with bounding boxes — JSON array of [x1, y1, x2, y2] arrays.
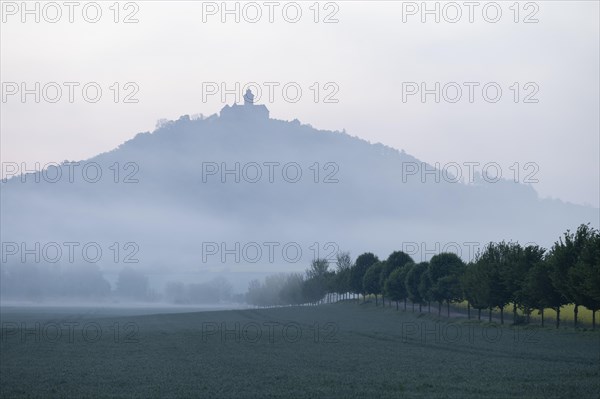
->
[[246, 224, 600, 329]]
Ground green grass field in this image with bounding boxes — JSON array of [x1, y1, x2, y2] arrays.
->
[[1, 302, 599, 398], [446, 300, 597, 327]]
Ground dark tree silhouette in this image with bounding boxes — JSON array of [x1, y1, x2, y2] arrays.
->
[[406, 262, 428, 312], [418, 265, 433, 313], [567, 226, 600, 329], [548, 224, 596, 327], [475, 243, 512, 323], [520, 260, 563, 327], [461, 262, 490, 320], [351, 252, 379, 302], [428, 253, 465, 317], [380, 251, 414, 307], [363, 261, 384, 306], [384, 263, 413, 310]]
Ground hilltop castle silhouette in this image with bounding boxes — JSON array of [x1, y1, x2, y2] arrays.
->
[[220, 89, 269, 121]]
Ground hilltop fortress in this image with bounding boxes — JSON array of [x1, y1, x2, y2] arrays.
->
[[220, 89, 269, 121]]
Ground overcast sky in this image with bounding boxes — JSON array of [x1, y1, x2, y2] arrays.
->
[[1, 0, 598, 207]]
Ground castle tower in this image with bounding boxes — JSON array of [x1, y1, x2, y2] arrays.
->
[[243, 89, 255, 105]]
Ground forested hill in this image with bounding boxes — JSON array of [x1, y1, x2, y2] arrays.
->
[[1, 106, 597, 281]]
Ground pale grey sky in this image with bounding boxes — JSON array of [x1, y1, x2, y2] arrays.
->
[[1, 0, 599, 207]]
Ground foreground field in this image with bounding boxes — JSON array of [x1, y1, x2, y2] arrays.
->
[[1, 302, 599, 398]]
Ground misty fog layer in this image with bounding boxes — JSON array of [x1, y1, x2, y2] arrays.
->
[[1, 106, 598, 300]]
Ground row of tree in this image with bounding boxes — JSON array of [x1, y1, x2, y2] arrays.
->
[[245, 224, 600, 329], [164, 276, 233, 304], [1, 262, 238, 304], [0, 265, 159, 301]]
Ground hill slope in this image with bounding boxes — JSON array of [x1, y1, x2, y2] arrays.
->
[[1, 105, 597, 288]]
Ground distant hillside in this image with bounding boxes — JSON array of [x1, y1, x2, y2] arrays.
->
[[1, 102, 597, 289]]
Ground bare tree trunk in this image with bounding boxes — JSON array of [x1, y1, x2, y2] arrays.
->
[[375, 294, 378, 306], [593, 310, 596, 330], [477, 308, 481, 321], [556, 307, 560, 329], [500, 307, 504, 324], [419, 303, 422, 313], [404, 298, 407, 311], [395, 301, 398, 311], [446, 301, 450, 317], [541, 309, 544, 327], [467, 302, 471, 320], [573, 304, 578, 328]]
